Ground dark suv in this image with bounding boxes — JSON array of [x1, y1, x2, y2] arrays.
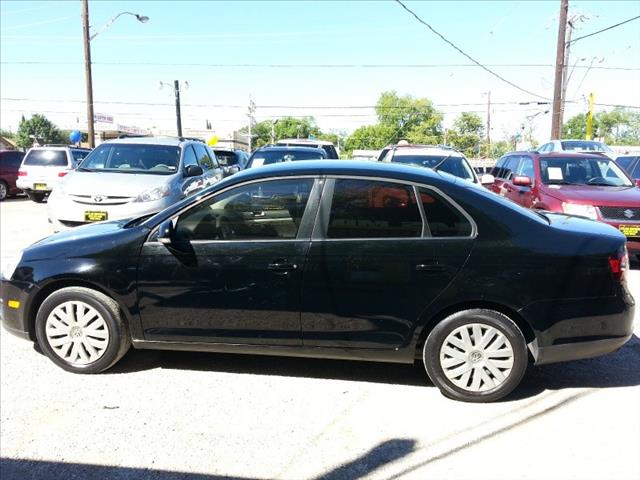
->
[[491, 151, 640, 255], [0, 150, 25, 200]]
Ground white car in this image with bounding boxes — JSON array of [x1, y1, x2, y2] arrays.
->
[[16, 145, 91, 202], [47, 137, 224, 231], [380, 144, 495, 185], [537, 139, 616, 159]]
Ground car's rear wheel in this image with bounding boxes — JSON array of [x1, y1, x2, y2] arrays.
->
[[26, 191, 46, 203], [35, 287, 130, 373], [423, 309, 528, 402], [0, 181, 8, 201]]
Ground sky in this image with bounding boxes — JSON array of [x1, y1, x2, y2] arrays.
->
[[1, 0, 639, 144]]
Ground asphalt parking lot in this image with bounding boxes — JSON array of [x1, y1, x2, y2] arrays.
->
[[1, 196, 639, 480]]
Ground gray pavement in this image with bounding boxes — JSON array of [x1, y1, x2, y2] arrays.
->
[[1, 196, 639, 480]]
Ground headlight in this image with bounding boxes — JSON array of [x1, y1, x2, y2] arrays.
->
[[134, 184, 171, 203], [1, 252, 23, 280], [562, 202, 598, 220]]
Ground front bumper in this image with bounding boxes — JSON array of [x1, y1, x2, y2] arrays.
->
[[0, 278, 37, 341], [47, 194, 175, 231]]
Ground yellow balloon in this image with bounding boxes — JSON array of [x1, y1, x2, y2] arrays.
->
[[207, 135, 219, 146]]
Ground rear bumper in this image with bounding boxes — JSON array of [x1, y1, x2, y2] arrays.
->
[[530, 334, 632, 365]]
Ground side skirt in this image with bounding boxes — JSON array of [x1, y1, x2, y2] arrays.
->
[[131, 339, 416, 364]]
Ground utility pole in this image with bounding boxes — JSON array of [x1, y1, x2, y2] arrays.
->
[[559, 19, 573, 130], [485, 91, 491, 157], [82, 0, 95, 148], [551, 0, 569, 140], [247, 97, 256, 151], [174, 80, 182, 137]]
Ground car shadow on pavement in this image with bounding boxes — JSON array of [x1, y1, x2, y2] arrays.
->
[[109, 335, 640, 398], [0, 439, 417, 480]]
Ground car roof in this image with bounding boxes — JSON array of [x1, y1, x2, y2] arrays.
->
[[253, 145, 326, 153], [230, 159, 450, 184], [510, 151, 611, 159], [276, 138, 334, 146], [101, 136, 188, 147], [392, 147, 463, 157]]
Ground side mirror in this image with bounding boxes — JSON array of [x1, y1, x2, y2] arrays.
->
[[185, 165, 203, 177], [513, 175, 532, 187], [157, 219, 174, 245], [480, 174, 495, 185], [635, 179, 640, 188]]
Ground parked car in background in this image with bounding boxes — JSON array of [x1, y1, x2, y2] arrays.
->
[[491, 151, 640, 256], [246, 145, 326, 168], [276, 138, 339, 159], [537, 139, 616, 159], [47, 137, 224, 231], [1, 161, 634, 402], [0, 150, 25, 200], [616, 155, 640, 186], [379, 144, 495, 185], [17, 145, 92, 202], [212, 148, 249, 175]]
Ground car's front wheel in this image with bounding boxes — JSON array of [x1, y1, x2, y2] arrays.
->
[[423, 309, 528, 402], [35, 287, 130, 373]]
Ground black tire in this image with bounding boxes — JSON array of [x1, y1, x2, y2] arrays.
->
[[35, 287, 130, 373], [423, 309, 528, 403], [26, 191, 47, 203], [0, 180, 8, 200]]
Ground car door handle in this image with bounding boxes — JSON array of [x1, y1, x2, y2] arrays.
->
[[268, 262, 297, 272], [415, 263, 447, 273]]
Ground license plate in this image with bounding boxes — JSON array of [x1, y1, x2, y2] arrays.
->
[[34, 183, 47, 191], [619, 225, 640, 237], [84, 211, 108, 222]]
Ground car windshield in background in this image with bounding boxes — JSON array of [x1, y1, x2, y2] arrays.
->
[[71, 150, 90, 162], [392, 155, 475, 181], [249, 150, 325, 167], [23, 150, 67, 166], [215, 151, 238, 166], [560, 141, 613, 152], [79, 144, 181, 175], [540, 156, 632, 187]]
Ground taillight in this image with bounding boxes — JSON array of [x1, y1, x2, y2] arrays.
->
[[58, 171, 68, 177], [608, 246, 629, 282], [18, 170, 27, 177]]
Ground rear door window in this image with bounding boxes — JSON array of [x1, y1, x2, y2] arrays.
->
[[327, 179, 422, 238], [23, 150, 68, 167], [418, 187, 473, 237]]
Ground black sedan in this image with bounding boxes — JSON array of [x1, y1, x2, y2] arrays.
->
[[1, 161, 635, 402]]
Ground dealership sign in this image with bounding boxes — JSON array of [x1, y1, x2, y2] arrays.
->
[[94, 113, 114, 123]]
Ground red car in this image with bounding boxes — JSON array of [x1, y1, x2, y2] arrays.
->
[[490, 151, 640, 256], [0, 150, 25, 201]]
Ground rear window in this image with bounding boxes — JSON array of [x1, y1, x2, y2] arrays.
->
[[391, 154, 475, 181], [249, 149, 325, 167], [215, 151, 238, 166], [560, 141, 610, 152], [23, 149, 68, 167]]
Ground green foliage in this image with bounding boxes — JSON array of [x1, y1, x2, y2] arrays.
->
[[562, 108, 640, 145], [0, 128, 15, 139], [241, 117, 322, 148], [446, 112, 485, 158], [375, 91, 443, 144], [15, 114, 65, 149], [454, 112, 484, 137], [344, 124, 396, 151]]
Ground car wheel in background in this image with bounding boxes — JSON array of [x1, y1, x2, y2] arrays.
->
[[26, 191, 47, 203], [423, 309, 528, 402], [35, 287, 130, 373], [0, 181, 8, 200]]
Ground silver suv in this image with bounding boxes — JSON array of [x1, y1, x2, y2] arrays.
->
[[47, 137, 224, 231], [17, 145, 91, 202]]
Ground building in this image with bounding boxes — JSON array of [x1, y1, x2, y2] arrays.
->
[[0, 136, 17, 151]]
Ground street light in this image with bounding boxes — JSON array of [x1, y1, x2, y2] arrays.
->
[[82, 0, 149, 147]]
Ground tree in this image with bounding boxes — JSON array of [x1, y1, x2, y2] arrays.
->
[[15, 114, 65, 149], [447, 112, 484, 158], [0, 128, 15, 139], [375, 91, 443, 143], [562, 108, 640, 145], [240, 116, 321, 148], [344, 124, 396, 151]]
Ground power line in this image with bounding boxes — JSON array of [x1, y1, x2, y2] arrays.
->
[[393, 0, 550, 100], [568, 15, 640, 45], [1, 60, 637, 71]]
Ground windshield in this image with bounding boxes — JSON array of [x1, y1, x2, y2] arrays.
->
[[560, 141, 613, 153], [23, 149, 68, 167], [249, 149, 325, 167], [391, 154, 475, 181], [79, 144, 181, 175], [540, 156, 632, 187]]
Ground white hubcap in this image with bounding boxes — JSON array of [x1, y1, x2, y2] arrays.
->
[[440, 323, 514, 392], [45, 301, 109, 366]]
